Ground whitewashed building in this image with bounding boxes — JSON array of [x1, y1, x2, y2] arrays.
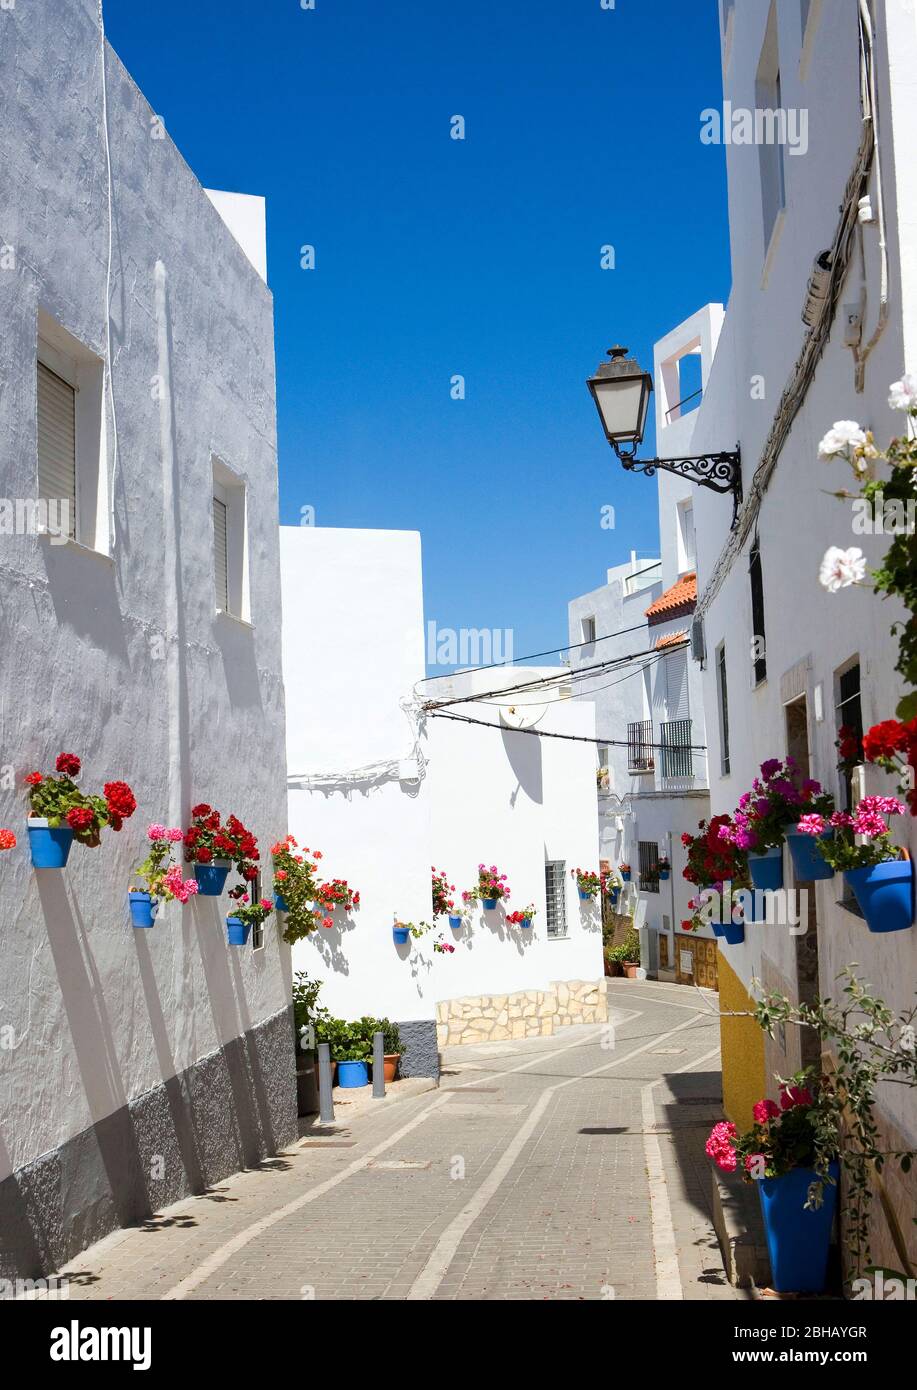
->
[[280, 526, 605, 1072], [647, 0, 917, 1274], [0, 6, 294, 1277]]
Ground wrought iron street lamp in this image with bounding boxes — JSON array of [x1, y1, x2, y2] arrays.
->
[[587, 346, 742, 525]]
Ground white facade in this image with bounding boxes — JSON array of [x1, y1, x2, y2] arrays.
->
[[0, 6, 293, 1276], [664, 0, 917, 1261], [280, 527, 604, 1065]]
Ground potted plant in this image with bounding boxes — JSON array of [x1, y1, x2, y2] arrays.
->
[[378, 1018, 402, 1082], [705, 1076, 839, 1294], [292, 971, 328, 1115], [464, 864, 510, 911], [507, 904, 536, 929], [796, 797, 912, 932], [572, 867, 601, 901], [603, 945, 622, 978], [619, 862, 631, 882], [315, 877, 360, 916], [619, 928, 641, 977], [24, 754, 136, 867], [129, 824, 199, 927], [224, 891, 274, 946], [605, 869, 622, 906], [271, 836, 325, 942], [322, 1019, 371, 1088], [682, 815, 748, 895], [392, 918, 431, 945], [184, 804, 259, 896], [721, 760, 834, 891], [657, 856, 671, 881], [432, 866, 458, 921]]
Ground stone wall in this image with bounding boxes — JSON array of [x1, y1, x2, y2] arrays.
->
[[435, 978, 607, 1047]]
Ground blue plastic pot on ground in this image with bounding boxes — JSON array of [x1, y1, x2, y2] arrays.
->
[[758, 1162, 839, 1293], [129, 891, 157, 928], [27, 820, 74, 869], [787, 831, 835, 881], [448, 915, 462, 929], [274, 892, 289, 912], [226, 915, 251, 946], [393, 925, 410, 944], [748, 847, 784, 892], [845, 859, 914, 934], [482, 897, 498, 910], [337, 1060, 368, 1088], [194, 859, 231, 896]]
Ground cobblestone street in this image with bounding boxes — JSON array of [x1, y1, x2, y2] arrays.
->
[[59, 982, 747, 1301]]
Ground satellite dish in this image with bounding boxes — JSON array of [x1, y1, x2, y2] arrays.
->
[[500, 701, 547, 730]]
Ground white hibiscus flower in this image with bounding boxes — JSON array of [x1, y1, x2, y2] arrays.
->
[[818, 421, 868, 460], [818, 546, 867, 592], [889, 375, 917, 413]]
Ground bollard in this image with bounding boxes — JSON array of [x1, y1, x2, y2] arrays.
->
[[318, 1042, 334, 1123], [372, 1030, 385, 1098]]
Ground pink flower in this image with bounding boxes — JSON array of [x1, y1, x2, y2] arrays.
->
[[164, 864, 199, 904], [167, 827, 184, 843], [753, 1098, 780, 1124], [744, 1153, 766, 1177], [780, 1085, 813, 1111], [705, 1120, 738, 1172], [148, 824, 169, 842], [796, 813, 826, 837]]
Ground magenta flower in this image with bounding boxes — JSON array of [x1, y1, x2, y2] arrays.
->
[[752, 1098, 780, 1124], [796, 813, 826, 836]]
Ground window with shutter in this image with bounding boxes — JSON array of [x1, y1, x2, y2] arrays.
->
[[544, 861, 567, 938], [213, 496, 229, 612], [37, 362, 77, 539]]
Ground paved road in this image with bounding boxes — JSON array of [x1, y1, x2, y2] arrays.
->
[[60, 981, 744, 1301]]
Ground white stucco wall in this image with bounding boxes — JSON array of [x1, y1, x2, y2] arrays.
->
[[281, 528, 603, 1029], [0, 4, 290, 1185], [678, 0, 917, 1140]]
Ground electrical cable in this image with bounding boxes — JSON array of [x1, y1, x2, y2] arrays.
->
[[426, 707, 707, 753], [417, 612, 663, 683]]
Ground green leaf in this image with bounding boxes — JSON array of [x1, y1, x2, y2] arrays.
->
[[896, 691, 917, 721]]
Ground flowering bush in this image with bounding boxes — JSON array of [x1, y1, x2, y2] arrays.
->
[[796, 796, 907, 872], [431, 867, 456, 917], [572, 867, 602, 898], [463, 864, 510, 905], [183, 805, 259, 879], [131, 824, 198, 904], [271, 836, 324, 942], [25, 754, 136, 845], [0, 830, 15, 851], [315, 877, 360, 915], [705, 1073, 837, 1195], [682, 815, 748, 888], [506, 904, 536, 926], [719, 759, 834, 854]]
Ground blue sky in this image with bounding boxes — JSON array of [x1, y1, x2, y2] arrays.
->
[[105, 0, 730, 669]]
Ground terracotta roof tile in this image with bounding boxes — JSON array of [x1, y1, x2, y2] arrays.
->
[[645, 572, 697, 624], [655, 629, 689, 650]]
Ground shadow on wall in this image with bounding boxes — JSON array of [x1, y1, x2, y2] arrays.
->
[[308, 908, 357, 977], [0, 876, 294, 1281], [503, 726, 543, 806]]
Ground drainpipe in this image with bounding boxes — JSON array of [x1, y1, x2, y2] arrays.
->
[[666, 829, 677, 974]]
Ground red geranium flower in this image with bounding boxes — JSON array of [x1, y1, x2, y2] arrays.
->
[[66, 806, 94, 831], [25, 772, 43, 785], [0, 829, 16, 850], [191, 803, 212, 818], [196, 846, 213, 863], [55, 752, 81, 777], [862, 719, 909, 763], [104, 781, 136, 819]]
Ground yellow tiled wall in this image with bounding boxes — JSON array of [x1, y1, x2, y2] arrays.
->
[[717, 952, 767, 1131]]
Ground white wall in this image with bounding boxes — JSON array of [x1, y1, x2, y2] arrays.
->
[[281, 529, 604, 1030], [0, 0, 291, 1236]]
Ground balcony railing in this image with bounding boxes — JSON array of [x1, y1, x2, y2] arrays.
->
[[627, 720, 654, 773], [660, 718, 694, 779]]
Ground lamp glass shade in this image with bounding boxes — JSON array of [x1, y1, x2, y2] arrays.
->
[[590, 372, 652, 445]]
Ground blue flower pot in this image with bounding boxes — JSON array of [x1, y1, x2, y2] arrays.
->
[[194, 859, 231, 896], [711, 920, 726, 938], [448, 915, 462, 929], [621, 871, 631, 882], [609, 887, 619, 905], [393, 926, 410, 944], [748, 847, 784, 892], [659, 868, 671, 881], [274, 892, 289, 912], [27, 821, 74, 869], [720, 919, 745, 946], [337, 1060, 368, 1088], [845, 860, 914, 934], [787, 831, 835, 881], [226, 915, 251, 946], [129, 891, 157, 928], [757, 1162, 839, 1293], [482, 897, 498, 910], [578, 889, 593, 901], [521, 917, 532, 929]]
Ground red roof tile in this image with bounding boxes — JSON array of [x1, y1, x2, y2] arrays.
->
[[655, 629, 689, 650], [645, 573, 697, 624]]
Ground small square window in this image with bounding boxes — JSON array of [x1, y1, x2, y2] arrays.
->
[[545, 861, 567, 938], [581, 615, 596, 645], [212, 457, 250, 621]]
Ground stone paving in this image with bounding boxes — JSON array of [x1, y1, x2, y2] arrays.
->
[[58, 981, 748, 1301]]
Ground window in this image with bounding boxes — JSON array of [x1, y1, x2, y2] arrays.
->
[[545, 861, 567, 938], [836, 661, 863, 811], [716, 642, 730, 775], [749, 539, 767, 685], [37, 363, 76, 540], [756, 5, 786, 253], [677, 500, 695, 573], [660, 719, 694, 779], [581, 615, 596, 645], [627, 719, 654, 773], [212, 457, 250, 621], [597, 745, 611, 792], [249, 870, 264, 950], [638, 841, 660, 894], [36, 312, 107, 551]]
